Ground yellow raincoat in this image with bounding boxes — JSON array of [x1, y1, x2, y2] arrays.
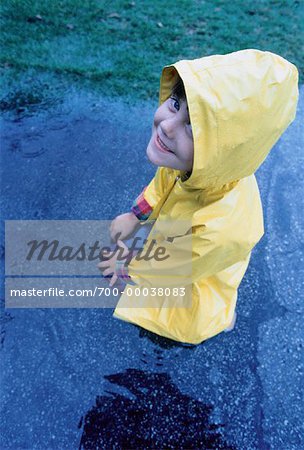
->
[[114, 49, 298, 344]]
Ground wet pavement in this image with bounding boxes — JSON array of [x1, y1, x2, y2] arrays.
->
[[1, 86, 303, 449]]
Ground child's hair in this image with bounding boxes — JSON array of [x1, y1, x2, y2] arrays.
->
[[171, 76, 186, 101]]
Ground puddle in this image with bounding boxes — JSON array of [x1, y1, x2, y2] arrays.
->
[[79, 369, 236, 450]]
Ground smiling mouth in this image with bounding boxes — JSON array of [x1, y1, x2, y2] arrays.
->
[[155, 134, 174, 153]]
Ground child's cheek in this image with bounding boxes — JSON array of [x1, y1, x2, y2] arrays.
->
[[153, 113, 159, 128], [153, 106, 164, 126]]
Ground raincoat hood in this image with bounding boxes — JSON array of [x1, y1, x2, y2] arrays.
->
[[159, 49, 298, 191]]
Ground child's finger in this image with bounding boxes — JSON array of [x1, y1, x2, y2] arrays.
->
[[103, 268, 113, 276], [117, 239, 128, 247], [109, 273, 118, 287], [97, 261, 108, 269], [117, 240, 130, 257]]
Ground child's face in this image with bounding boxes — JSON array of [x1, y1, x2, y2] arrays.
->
[[146, 95, 194, 172]]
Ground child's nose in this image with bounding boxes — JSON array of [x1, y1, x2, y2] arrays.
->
[[160, 118, 176, 138]]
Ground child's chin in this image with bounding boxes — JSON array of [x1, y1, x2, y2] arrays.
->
[[146, 145, 176, 170], [146, 146, 160, 166]]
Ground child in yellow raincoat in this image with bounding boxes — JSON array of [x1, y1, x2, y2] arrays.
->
[[99, 49, 298, 345]]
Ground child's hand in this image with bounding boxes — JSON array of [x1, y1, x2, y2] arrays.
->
[[97, 240, 130, 287], [110, 212, 140, 243]]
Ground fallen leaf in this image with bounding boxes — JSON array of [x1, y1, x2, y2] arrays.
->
[[108, 12, 121, 19]]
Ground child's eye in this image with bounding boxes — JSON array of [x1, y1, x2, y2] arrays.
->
[[170, 96, 180, 111]]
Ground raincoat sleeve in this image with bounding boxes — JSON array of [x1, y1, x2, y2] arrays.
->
[[115, 219, 262, 287], [131, 187, 153, 221], [130, 167, 171, 221]]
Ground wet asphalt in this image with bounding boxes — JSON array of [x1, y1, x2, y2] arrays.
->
[[1, 86, 303, 449]]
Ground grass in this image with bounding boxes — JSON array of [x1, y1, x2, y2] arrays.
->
[[0, 0, 303, 108]]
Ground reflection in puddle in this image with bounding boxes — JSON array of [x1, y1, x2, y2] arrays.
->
[[79, 369, 235, 449]]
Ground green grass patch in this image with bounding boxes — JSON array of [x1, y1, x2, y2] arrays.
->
[[1, 0, 303, 106]]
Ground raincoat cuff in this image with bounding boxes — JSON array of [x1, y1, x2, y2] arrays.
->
[[115, 259, 136, 285], [131, 187, 153, 221]]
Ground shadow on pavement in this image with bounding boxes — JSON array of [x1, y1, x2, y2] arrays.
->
[[79, 368, 236, 450]]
